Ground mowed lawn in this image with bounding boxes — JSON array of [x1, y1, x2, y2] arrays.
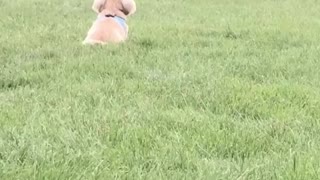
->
[[1, 0, 320, 179]]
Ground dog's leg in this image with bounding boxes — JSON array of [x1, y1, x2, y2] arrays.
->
[[82, 21, 105, 45], [82, 39, 106, 45], [92, 0, 106, 13], [121, 0, 136, 16]]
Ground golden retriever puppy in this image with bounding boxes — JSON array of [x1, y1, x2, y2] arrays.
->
[[83, 0, 137, 45]]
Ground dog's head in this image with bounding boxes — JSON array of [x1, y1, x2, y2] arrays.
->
[[92, 0, 136, 16]]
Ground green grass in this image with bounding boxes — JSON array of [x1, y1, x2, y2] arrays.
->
[[1, 0, 320, 179]]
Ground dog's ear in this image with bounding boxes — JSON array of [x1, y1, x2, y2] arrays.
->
[[92, 0, 106, 13], [121, 0, 136, 16]]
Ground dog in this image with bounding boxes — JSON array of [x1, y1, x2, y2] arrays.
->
[[83, 0, 136, 45]]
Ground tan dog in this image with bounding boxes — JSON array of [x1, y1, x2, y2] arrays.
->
[[83, 0, 136, 45]]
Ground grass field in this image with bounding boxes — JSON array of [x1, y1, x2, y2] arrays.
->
[[1, 0, 320, 179]]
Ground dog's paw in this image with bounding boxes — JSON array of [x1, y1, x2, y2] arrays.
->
[[92, 6, 100, 13]]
